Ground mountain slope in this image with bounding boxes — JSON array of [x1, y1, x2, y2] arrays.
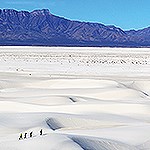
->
[[0, 9, 149, 47]]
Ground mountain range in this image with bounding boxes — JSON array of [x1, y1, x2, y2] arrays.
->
[[0, 9, 150, 47]]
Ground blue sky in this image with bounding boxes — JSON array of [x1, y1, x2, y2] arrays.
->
[[1, 0, 150, 30]]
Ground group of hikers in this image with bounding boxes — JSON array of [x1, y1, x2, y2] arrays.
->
[[19, 129, 43, 140]]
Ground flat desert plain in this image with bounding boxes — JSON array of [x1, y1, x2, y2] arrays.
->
[[0, 47, 150, 150]]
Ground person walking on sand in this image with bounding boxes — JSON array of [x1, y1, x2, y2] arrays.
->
[[24, 133, 27, 139], [30, 131, 33, 138], [40, 129, 43, 135], [19, 133, 23, 140]]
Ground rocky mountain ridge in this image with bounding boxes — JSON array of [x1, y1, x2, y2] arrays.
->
[[0, 9, 149, 47]]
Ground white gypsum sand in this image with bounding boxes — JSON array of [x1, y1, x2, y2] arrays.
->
[[0, 47, 150, 150]]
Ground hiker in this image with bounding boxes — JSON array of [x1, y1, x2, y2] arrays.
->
[[19, 133, 23, 140], [30, 131, 33, 138], [40, 129, 43, 135], [24, 133, 27, 139]]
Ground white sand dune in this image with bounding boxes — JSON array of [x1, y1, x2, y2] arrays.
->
[[0, 132, 140, 150], [70, 135, 138, 150], [0, 47, 150, 150]]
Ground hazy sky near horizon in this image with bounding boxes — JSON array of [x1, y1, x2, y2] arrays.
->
[[1, 0, 150, 30]]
